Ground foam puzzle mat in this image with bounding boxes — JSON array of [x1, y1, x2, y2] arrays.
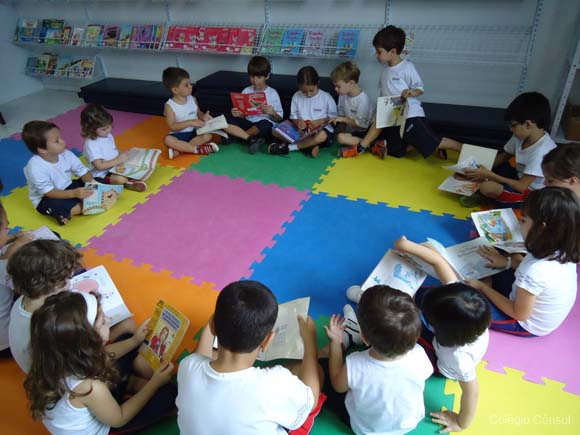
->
[[1, 105, 579, 434]]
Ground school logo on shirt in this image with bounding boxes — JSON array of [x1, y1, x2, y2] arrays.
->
[[188, 111, 196, 116], [313, 108, 322, 112]]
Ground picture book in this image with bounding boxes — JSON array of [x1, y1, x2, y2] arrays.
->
[[260, 27, 284, 54], [68, 58, 95, 78], [70, 27, 84, 46], [281, 29, 304, 55], [303, 30, 326, 55], [471, 209, 526, 253], [82, 181, 123, 215], [230, 92, 267, 115], [29, 226, 60, 241], [118, 25, 133, 48], [335, 29, 360, 57], [376, 96, 407, 129], [61, 26, 71, 44], [71, 265, 133, 326], [439, 144, 498, 196], [39, 19, 64, 44], [54, 55, 73, 77], [14, 18, 39, 42], [257, 297, 310, 361], [110, 148, 161, 181], [226, 27, 256, 54], [272, 120, 328, 144], [194, 27, 229, 52], [25, 57, 38, 74], [151, 24, 164, 49], [103, 25, 120, 47], [196, 115, 228, 135], [137, 25, 154, 49], [140, 300, 190, 370], [165, 25, 198, 50], [36, 53, 58, 75], [438, 174, 481, 196], [129, 25, 141, 48], [84, 24, 104, 47]]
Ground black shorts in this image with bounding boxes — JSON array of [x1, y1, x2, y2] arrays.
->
[[169, 130, 199, 142], [377, 116, 441, 158], [225, 115, 273, 138]]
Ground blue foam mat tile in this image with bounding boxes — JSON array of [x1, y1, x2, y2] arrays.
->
[[0, 138, 31, 194]]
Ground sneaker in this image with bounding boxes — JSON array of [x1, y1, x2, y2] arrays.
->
[[339, 144, 365, 158], [460, 191, 484, 208], [370, 140, 387, 159], [268, 142, 289, 155], [195, 142, 219, 155], [124, 180, 147, 192], [342, 304, 363, 348], [346, 285, 364, 304], [247, 136, 265, 154], [168, 148, 179, 160]]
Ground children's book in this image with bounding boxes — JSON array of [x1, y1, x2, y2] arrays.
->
[[61, 26, 72, 44], [196, 115, 229, 135], [118, 25, 133, 48], [70, 27, 84, 46], [438, 174, 481, 196], [272, 120, 328, 144], [70, 265, 133, 326], [54, 55, 73, 77], [39, 19, 64, 44], [29, 226, 60, 241], [230, 92, 267, 115], [14, 18, 40, 42], [335, 29, 360, 57], [140, 300, 190, 370], [103, 25, 120, 47], [151, 24, 164, 49], [35, 53, 51, 73], [25, 57, 38, 74], [165, 25, 198, 50], [439, 144, 498, 196], [281, 29, 304, 55], [375, 96, 407, 129], [85, 24, 104, 47], [260, 27, 284, 54], [471, 209, 526, 253], [195, 27, 229, 52], [303, 30, 326, 55], [82, 181, 123, 215], [109, 148, 161, 181], [68, 58, 95, 78], [257, 297, 310, 361], [224, 27, 256, 54], [134, 25, 153, 49]]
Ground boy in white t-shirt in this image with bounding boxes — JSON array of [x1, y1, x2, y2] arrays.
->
[[22, 121, 95, 226], [227, 56, 284, 154], [323, 285, 433, 435], [177, 280, 321, 435]]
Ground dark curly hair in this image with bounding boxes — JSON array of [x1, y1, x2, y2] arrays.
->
[[80, 104, 113, 140]]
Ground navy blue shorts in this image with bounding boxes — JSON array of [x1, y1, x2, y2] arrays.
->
[[169, 130, 199, 142], [36, 178, 85, 219], [377, 116, 441, 158]]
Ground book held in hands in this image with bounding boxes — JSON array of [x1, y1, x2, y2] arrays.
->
[[439, 144, 498, 196], [82, 181, 123, 215], [230, 92, 267, 115], [109, 148, 160, 181]]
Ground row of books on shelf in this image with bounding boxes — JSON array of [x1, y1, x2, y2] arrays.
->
[[26, 53, 95, 78], [164, 25, 256, 53], [261, 28, 359, 57]]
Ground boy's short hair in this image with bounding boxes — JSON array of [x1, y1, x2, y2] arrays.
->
[[504, 92, 551, 130], [162, 67, 190, 92], [542, 143, 580, 181], [421, 283, 491, 347], [22, 121, 59, 155], [297, 66, 319, 86], [80, 104, 113, 139], [213, 280, 278, 353], [247, 56, 271, 77], [373, 25, 406, 54], [7, 240, 82, 299], [330, 61, 360, 83], [357, 285, 421, 358]]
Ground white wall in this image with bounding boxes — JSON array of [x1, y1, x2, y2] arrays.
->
[[5, 0, 580, 111]]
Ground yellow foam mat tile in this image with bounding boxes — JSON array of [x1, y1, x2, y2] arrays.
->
[[313, 150, 475, 219], [2, 164, 183, 246], [444, 361, 580, 434]]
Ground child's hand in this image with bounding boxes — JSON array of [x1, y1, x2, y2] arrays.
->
[[75, 187, 94, 199], [478, 245, 509, 269], [297, 315, 317, 342], [324, 314, 346, 345], [393, 235, 411, 252], [430, 410, 464, 433], [401, 89, 413, 99], [116, 152, 129, 164], [202, 110, 213, 121], [3, 232, 34, 258], [261, 104, 275, 116], [231, 107, 244, 117], [132, 318, 151, 346], [332, 116, 344, 125], [150, 362, 174, 388], [297, 119, 307, 131], [466, 279, 485, 291], [191, 119, 206, 128], [464, 165, 491, 182]]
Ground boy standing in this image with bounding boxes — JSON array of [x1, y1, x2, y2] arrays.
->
[[351, 25, 461, 159], [227, 56, 284, 154], [22, 121, 94, 226], [177, 280, 321, 434], [323, 285, 433, 435]]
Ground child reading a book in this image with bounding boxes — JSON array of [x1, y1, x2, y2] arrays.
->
[[322, 285, 433, 434], [25, 291, 177, 434], [23, 121, 95, 225], [177, 280, 322, 434], [469, 187, 580, 337], [268, 66, 338, 158], [81, 104, 147, 192], [328, 61, 374, 158], [227, 56, 283, 154], [162, 67, 263, 159], [458, 92, 556, 207], [350, 25, 461, 159], [542, 143, 580, 197]]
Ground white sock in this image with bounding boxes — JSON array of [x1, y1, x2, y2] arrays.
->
[[288, 144, 299, 152]]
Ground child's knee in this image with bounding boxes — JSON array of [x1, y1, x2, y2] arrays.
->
[[480, 181, 502, 198], [336, 132, 347, 144], [164, 135, 175, 146], [198, 133, 212, 143], [315, 131, 327, 143]]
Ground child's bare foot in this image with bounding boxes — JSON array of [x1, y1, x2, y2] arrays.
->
[[124, 181, 147, 192]]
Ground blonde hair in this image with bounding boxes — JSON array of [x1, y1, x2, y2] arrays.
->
[[330, 61, 360, 83]]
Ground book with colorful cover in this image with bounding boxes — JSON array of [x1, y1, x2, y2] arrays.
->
[[54, 55, 73, 77], [82, 181, 123, 215], [103, 25, 120, 47], [136, 25, 154, 49], [260, 27, 284, 54], [35, 54, 50, 73], [70, 265, 133, 327], [39, 19, 64, 44], [152, 24, 164, 49], [85, 24, 104, 47], [70, 27, 84, 46], [303, 30, 326, 55], [25, 57, 38, 74], [273, 120, 328, 144], [129, 25, 141, 48], [439, 144, 498, 196], [140, 300, 190, 370], [194, 27, 229, 52], [14, 18, 40, 42], [61, 26, 71, 44], [68, 58, 95, 78], [110, 148, 161, 181], [375, 95, 407, 129], [117, 25, 133, 48], [335, 29, 360, 57], [230, 92, 267, 115], [165, 25, 198, 50], [281, 29, 304, 55], [471, 209, 526, 254], [232, 28, 256, 54]]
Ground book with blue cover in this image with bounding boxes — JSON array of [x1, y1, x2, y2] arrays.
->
[[118, 25, 133, 48], [14, 18, 40, 42], [39, 19, 65, 44], [335, 29, 360, 57], [272, 120, 328, 144], [280, 29, 304, 55]]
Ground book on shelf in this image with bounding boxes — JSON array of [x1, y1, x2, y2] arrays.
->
[[230, 92, 267, 115], [152, 24, 164, 49], [140, 300, 190, 370], [335, 29, 360, 57], [85, 24, 104, 47], [375, 95, 407, 129], [70, 27, 84, 46], [70, 265, 133, 327], [61, 26, 71, 44], [261, 27, 284, 54], [281, 29, 304, 55], [439, 144, 498, 196], [194, 26, 230, 52], [14, 18, 40, 42], [39, 19, 64, 44], [471, 208, 526, 254], [225, 27, 257, 54], [303, 30, 326, 55], [165, 25, 198, 50], [82, 181, 123, 215], [137, 25, 154, 49], [103, 25, 120, 47], [25, 57, 38, 74], [68, 58, 95, 78], [54, 55, 73, 77], [196, 115, 229, 135], [35, 53, 58, 75], [110, 148, 161, 181], [118, 25, 133, 48], [272, 120, 329, 144]]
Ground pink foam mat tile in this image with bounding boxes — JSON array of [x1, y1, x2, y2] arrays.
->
[[86, 170, 310, 289]]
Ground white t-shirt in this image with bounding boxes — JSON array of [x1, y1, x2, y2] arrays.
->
[[510, 254, 577, 336], [290, 89, 338, 133], [176, 353, 314, 435], [345, 346, 433, 435], [379, 60, 425, 118], [338, 90, 373, 131], [434, 329, 489, 382], [43, 377, 109, 435], [23, 151, 89, 208], [0, 260, 13, 351], [83, 134, 120, 179], [503, 133, 556, 190], [165, 95, 199, 133], [243, 85, 284, 125], [8, 295, 32, 372]]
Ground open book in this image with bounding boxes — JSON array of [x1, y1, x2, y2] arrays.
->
[[196, 114, 228, 135], [140, 300, 190, 370], [439, 144, 498, 196], [471, 209, 526, 253], [110, 148, 160, 181], [376, 95, 408, 137], [230, 92, 267, 115], [70, 265, 133, 326], [82, 182, 123, 215], [272, 120, 328, 144], [30, 226, 60, 241]]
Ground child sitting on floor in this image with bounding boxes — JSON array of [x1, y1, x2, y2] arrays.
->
[[541, 142, 580, 197], [177, 280, 321, 434], [268, 66, 338, 158], [81, 104, 147, 192], [23, 121, 94, 225]]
